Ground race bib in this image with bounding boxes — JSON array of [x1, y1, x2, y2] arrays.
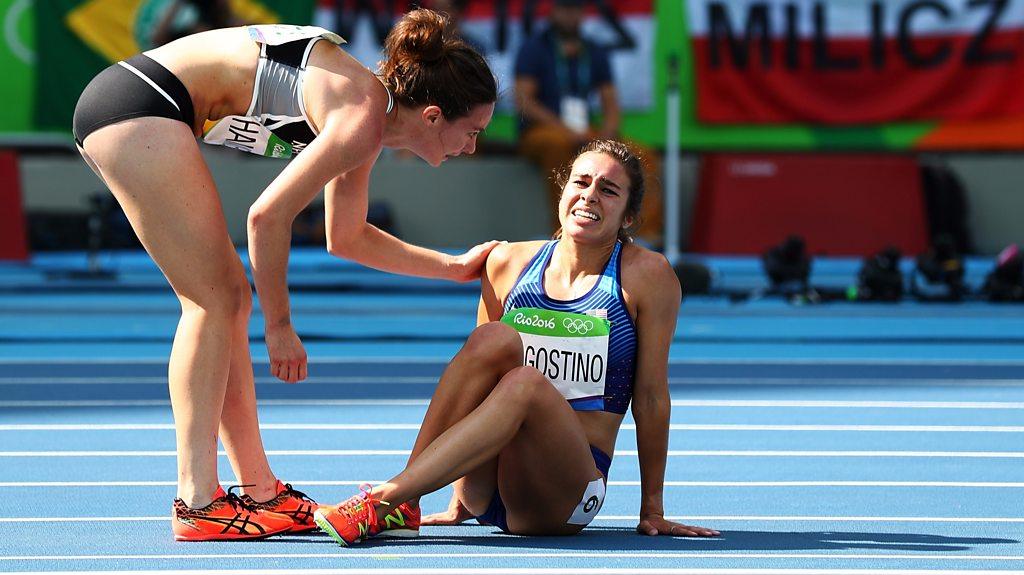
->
[[247, 25, 345, 46], [501, 307, 610, 408], [202, 116, 293, 158]]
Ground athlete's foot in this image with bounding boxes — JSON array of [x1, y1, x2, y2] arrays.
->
[[373, 501, 420, 538], [314, 484, 384, 546], [172, 486, 294, 541], [241, 480, 319, 533]]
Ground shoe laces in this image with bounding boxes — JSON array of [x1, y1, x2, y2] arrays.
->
[[226, 485, 259, 512], [338, 483, 388, 530], [281, 483, 315, 504]]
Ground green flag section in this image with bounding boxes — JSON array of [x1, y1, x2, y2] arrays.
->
[[34, 0, 316, 133], [0, 0, 35, 131]]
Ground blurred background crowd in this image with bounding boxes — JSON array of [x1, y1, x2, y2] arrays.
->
[[1, 0, 1022, 301]]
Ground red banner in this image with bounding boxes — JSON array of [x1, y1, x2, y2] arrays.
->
[[0, 151, 28, 261], [689, 0, 1024, 124]]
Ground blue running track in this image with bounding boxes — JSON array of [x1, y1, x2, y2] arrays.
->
[[0, 250, 1022, 574]]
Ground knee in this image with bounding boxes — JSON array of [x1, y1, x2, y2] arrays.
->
[[492, 366, 548, 409], [180, 274, 252, 321], [462, 322, 523, 371]]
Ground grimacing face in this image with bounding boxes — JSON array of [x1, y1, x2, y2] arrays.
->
[[418, 102, 495, 167], [558, 151, 633, 242]]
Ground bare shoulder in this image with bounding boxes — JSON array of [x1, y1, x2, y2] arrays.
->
[[485, 240, 548, 297], [305, 46, 387, 139], [620, 242, 680, 304], [487, 240, 547, 277]]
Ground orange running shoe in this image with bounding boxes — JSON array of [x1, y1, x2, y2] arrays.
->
[[374, 501, 420, 539], [313, 484, 385, 546], [172, 486, 294, 541], [241, 480, 319, 533]]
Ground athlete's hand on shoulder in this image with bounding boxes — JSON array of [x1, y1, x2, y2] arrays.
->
[[637, 513, 720, 537], [448, 240, 504, 283], [265, 324, 308, 383], [421, 498, 474, 526]]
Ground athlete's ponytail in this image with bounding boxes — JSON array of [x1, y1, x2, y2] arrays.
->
[[379, 8, 497, 120]]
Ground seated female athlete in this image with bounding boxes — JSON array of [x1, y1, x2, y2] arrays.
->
[[314, 140, 720, 545]]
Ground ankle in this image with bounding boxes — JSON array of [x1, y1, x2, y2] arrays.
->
[[242, 481, 280, 503], [177, 485, 220, 509]]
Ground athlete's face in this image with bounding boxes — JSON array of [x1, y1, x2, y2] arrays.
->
[[417, 103, 494, 167], [558, 152, 633, 242]]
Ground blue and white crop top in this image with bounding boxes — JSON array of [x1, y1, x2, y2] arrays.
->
[[503, 241, 638, 414]]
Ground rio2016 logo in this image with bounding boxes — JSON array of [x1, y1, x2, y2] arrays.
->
[[513, 312, 555, 330], [563, 317, 594, 335]]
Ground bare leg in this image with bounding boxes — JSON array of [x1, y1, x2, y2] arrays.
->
[[400, 322, 523, 509], [219, 295, 278, 501], [372, 365, 601, 534], [81, 118, 256, 508]]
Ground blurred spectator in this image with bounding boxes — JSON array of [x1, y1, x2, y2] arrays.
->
[[135, 0, 240, 50], [514, 0, 662, 244]]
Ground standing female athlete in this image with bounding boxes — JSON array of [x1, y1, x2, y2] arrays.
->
[[72, 9, 497, 541], [315, 140, 719, 544]]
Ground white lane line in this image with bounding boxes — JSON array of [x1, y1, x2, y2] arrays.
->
[[4, 515, 1023, 524], [6, 568, 1024, 572], [1, 356, 1022, 365], [0, 570, 988, 575], [0, 374, 438, 382], [2, 480, 1022, 488], [0, 424, 420, 431], [0, 400, 431, 407], [4, 571, 1024, 575], [3, 376, 1023, 387], [2, 450, 1023, 458], [3, 399, 1024, 409], [3, 570, 1024, 575], [2, 552, 1023, 561], [4, 423, 1024, 432]]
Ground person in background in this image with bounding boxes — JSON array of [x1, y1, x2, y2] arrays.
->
[[514, 0, 662, 246]]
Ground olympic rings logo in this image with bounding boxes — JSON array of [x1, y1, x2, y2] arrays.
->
[[563, 318, 594, 334]]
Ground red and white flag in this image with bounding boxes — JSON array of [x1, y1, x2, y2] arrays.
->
[[688, 0, 1024, 124]]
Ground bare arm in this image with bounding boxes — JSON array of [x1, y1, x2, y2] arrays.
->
[[323, 164, 498, 282], [630, 253, 719, 537], [248, 115, 377, 322], [246, 105, 380, 382]]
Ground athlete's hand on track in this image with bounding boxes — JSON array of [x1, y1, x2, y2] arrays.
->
[[265, 325, 307, 383], [421, 498, 474, 526], [637, 514, 720, 537], [448, 240, 503, 282]]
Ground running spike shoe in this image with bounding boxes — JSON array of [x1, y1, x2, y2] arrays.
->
[[241, 480, 319, 533], [374, 501, 420, 539], [172, 485, 294, 541], [313, 484, 387, 546]]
